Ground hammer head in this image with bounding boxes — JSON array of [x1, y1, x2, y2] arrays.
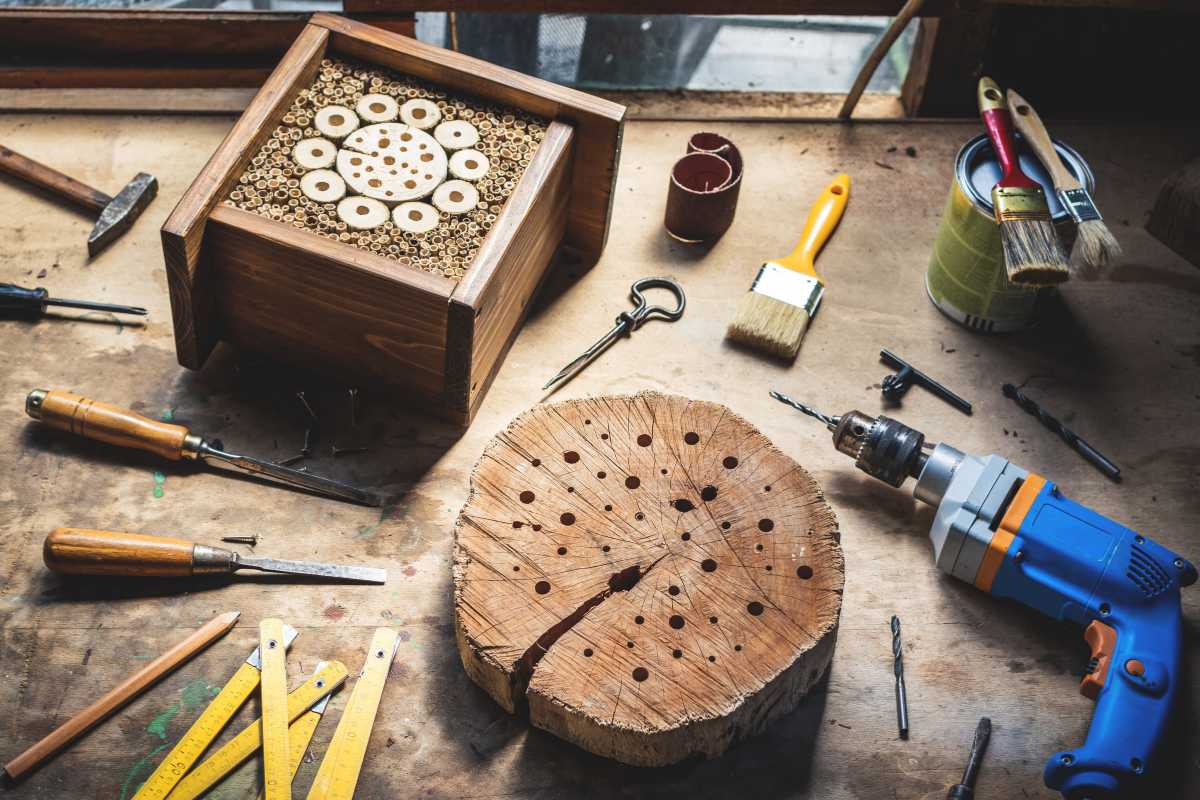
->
[[87, 172, 158, 258]]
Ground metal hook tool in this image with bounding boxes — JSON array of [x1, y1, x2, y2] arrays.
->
[[543, 276, 686, 391]]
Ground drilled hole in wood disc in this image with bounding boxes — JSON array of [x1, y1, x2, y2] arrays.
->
[[453, 391, 844, 766]]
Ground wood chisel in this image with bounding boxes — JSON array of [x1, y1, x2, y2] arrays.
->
[[43, 528, 387, 584], [25, 389, 381, 506], [260, 619, 291, 800], [168, 661, 348, 800], [306, 628, 401, 800], [132, 625, 299, 800]]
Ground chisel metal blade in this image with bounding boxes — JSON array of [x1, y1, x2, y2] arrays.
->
[[198, 441, 382, 507], [237, 556, 386, 585]]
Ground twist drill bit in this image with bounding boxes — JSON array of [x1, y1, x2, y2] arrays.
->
[[891, 615, 909, 739], [769, 391, 841, 429], [947, 717, 992, 799], [1001, 383, 1120, 481]]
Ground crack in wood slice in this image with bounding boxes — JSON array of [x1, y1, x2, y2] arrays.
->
[[453, 391, 844, 766]]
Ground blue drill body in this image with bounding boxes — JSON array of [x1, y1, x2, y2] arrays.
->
[[819, 409, 1197, 799]]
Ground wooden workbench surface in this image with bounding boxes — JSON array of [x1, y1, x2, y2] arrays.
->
[[0, 110, 1196, 799]]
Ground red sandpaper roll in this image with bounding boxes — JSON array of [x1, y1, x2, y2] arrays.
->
[[664, 132, 743, 243]]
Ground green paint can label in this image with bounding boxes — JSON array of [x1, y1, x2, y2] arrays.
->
[[926, 133, 1094, 332]]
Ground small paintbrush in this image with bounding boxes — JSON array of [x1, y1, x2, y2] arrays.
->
[[977, 77, 1069, 286], [1006, 88, 1121, 274], [726, 174, 850, 360]]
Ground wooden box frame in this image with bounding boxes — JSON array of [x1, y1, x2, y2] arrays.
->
[[163, 13, 624, 427]]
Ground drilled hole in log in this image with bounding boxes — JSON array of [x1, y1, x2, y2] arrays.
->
[[723, 456, 739, 469], [535, 581, 551, 594], [747, 601, 764, 616], [560, 513, 575, 526], [759, 519, 775, 532], [632, 667, 649, 682], [701, 486, 718, 502], [684, 432, 700, 445], [797, 566, 814, 579], [625, 476, 640, 489], [564, 451, 579, 463], [673, 499, 695, 512], [637, 434, 653, 447], [519, 491, 535, 503]]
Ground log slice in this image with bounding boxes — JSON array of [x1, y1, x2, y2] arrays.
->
[[453, 391, 844, 766]]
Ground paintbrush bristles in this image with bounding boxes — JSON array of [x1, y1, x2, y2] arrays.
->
[[999, 217, 1070, 285], [1070, 219, 1122, 275], [727, 292, 810, 360]]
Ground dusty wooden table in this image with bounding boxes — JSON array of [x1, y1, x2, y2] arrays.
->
[[0, 109, 1197, 799]]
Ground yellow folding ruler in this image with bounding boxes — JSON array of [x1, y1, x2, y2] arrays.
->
[[260, 618, 291, 800], [306, 628, 401, 800], [131, 624, 299, 800], [257, 690, 334, 800], [168, 660, 348, 800]]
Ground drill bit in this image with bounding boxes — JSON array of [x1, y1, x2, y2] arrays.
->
[[891, 615, 909, 739], [1001, 384, 1120, 481], [946, 717, 992, 799], [769, 390, 840, 429]]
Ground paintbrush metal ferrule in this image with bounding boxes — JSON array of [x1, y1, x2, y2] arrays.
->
[[1057, 187, 1103, 224], [750, 262, 824, 316], [991, 185, 1050, 222]]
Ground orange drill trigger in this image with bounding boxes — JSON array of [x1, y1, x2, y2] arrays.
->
[[1080, 620, 1117, 701]]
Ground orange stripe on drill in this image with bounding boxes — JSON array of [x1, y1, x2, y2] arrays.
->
[[974, 474, 1046, 592]]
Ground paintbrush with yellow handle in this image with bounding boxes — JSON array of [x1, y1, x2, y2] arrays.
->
[[726, 173, 850, 360], [1006, 88, 1121, 274]]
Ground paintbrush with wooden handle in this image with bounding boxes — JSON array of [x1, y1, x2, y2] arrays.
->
[[1007, 89, 1121, 274]]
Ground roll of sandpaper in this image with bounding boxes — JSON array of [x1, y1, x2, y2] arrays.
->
[[664, 132, 743, 243]]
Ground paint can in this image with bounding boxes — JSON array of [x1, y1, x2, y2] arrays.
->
[[926, 134, 1095, 332]]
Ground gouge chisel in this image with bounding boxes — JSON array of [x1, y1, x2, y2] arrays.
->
[[44, 528, 386, 584], [25, 389, 381, 506]]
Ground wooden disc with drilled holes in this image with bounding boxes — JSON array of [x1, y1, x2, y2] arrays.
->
[[293, 137, 337, 170], [314, 105, 359, 139], [300, 169, 346, 203], [336, 196, 389, 229], [356, 93, 399, 123], [337, 123, 447, 203], [453, 391, 844, 767], [400, 98, 441, 129]]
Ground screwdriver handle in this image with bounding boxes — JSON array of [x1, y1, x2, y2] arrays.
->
[[0, 283, 49, 315], [26, 389, 195, 461], [44, 528, 200, 576]]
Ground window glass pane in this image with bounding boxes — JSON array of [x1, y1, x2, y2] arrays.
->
[[419, 13, 917, 94]]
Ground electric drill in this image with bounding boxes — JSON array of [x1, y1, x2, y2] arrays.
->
[[778, 396, 1196, 799]]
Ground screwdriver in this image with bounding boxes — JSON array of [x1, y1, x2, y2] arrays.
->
[[1, 282, 146, 317], [26, 389, 381, 506], [44, 528, 386, 584]]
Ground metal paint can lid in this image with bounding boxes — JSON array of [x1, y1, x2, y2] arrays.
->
[[956, 133, 1095, 220]]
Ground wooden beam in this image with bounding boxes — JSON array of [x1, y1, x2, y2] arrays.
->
[[342, 0, 948, 13], [901, 2, 995, 117], [0, 10, 414, 90]]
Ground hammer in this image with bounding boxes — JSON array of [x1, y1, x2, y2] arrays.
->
[[0, 145, 157, 257]]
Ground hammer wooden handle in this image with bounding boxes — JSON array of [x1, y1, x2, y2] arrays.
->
[[27, 390, 193, 461], [2, 611, 239, 782], [44, 528, 200, 576], [0, 146, 110, 212]]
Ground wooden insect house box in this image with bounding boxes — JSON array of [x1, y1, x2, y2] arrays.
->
[[162, 14, 625, 427]]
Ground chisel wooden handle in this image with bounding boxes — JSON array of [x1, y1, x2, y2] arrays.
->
[[43, 528, 238, 576], [26, 389, 194, 461], [1006, 89, 1083, 192], [0, 145, 110, 212]]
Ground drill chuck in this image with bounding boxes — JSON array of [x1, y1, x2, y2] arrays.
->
[[832, 411, 929, 487]]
